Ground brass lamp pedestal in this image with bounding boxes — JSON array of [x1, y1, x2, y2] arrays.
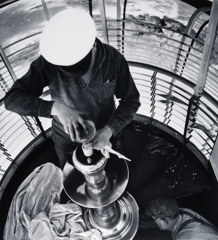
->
[[63, 145, 139, 239]]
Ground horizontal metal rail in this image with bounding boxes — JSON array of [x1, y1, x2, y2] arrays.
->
[[0, 14, 217, 182]]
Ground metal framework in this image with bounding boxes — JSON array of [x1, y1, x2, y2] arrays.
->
[[174, 7, 211, 76], [0, 0, 218, 184]]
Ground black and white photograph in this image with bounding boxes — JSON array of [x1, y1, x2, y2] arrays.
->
[[0, 0, 218, 239]]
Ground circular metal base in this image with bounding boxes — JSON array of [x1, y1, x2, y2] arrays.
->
[[63, 157, 129, 208], [84, 192, 139, 240]]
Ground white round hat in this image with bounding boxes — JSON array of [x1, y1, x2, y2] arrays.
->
[[40, 8, 96, 66]]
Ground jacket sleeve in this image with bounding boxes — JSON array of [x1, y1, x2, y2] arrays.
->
[[4, 56, 54, 118], [106, 54, 141, 135]]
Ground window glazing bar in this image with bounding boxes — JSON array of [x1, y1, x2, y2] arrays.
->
[[0, 44, 17, 82], [210, 135, 218, 181], [185, 7, 211, 35], [174, 7, 210, 75], [99, 0, 109, 44], [116, 0, 121, 51], [41, 0, 50, 21], [194, 0, 218, 96]]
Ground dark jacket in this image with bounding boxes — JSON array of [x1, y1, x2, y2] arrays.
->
[[172, 208, 218, 240], [4, 39, 140, 142]]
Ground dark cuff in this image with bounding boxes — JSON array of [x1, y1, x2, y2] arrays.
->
[[106, 120, 121, 136], [38, 100, 54, 118]]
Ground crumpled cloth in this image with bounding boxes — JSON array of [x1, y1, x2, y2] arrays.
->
[[3, 162, 102, 240], [29, 203, 102, 240]]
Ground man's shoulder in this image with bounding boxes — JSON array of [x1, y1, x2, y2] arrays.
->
[[30, 55, 55, 71], [35, 55, 52, 66], [179, 208, 197, 215], [175, 208, 218, 239], [98, 39, 124, 60], [179, 208, 207, 221]]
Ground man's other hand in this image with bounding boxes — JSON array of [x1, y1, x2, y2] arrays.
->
[[51, 102, 88, 141], [83, 125, 113, 150]]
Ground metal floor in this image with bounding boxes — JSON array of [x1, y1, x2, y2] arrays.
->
[[1, 121, 218, 239]]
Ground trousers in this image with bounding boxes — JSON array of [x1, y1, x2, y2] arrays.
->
[[52, 134, 79, 169]]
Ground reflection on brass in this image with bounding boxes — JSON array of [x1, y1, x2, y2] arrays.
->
[[63, 144, 139, 239]]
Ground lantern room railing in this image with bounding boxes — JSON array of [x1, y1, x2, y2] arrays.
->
[[0, 0, 218, 186]]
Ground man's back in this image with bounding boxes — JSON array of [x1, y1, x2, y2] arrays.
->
[[172, 208, 218, 240]]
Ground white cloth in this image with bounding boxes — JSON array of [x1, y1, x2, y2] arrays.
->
[[3, 163, 102, 240], [29, 203, 101, 240], [101, 143, 131, 161]]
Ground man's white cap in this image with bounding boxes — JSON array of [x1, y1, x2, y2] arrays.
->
[[40, 8, 96, 66]]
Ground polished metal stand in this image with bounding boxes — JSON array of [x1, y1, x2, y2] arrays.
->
[[63, 144, 139, 239]]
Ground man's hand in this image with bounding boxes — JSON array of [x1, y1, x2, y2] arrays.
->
[[51, 102, 88, 141], [83, 125, 113, 150]]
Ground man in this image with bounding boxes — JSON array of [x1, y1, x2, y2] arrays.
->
[[146, 197, 218, 240], [4, 8, 140, 169]]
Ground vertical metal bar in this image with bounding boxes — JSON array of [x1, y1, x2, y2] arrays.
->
[[178, 20, 209, 77], [99, 0, 109, 44], [150, 71, 157, 119], [41, 0, 50, 21], [183, 95, 200, 142], [116, 0, 121, 51], [174, 7, 210, 75], [185, 7, 211, 36], [0, 44, 17, 82], [209, 3, 218, 181], [0, 45, 46, 139], [0, 73, 10, 93], [34, 117, 47, 139], [121, 0, 128, 55], [184, 0, 218, 141], [89, 0, 93, 17], [210, 134, 218, 181], [0, 141, 13, 162], [194, 0, 218, 95]]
